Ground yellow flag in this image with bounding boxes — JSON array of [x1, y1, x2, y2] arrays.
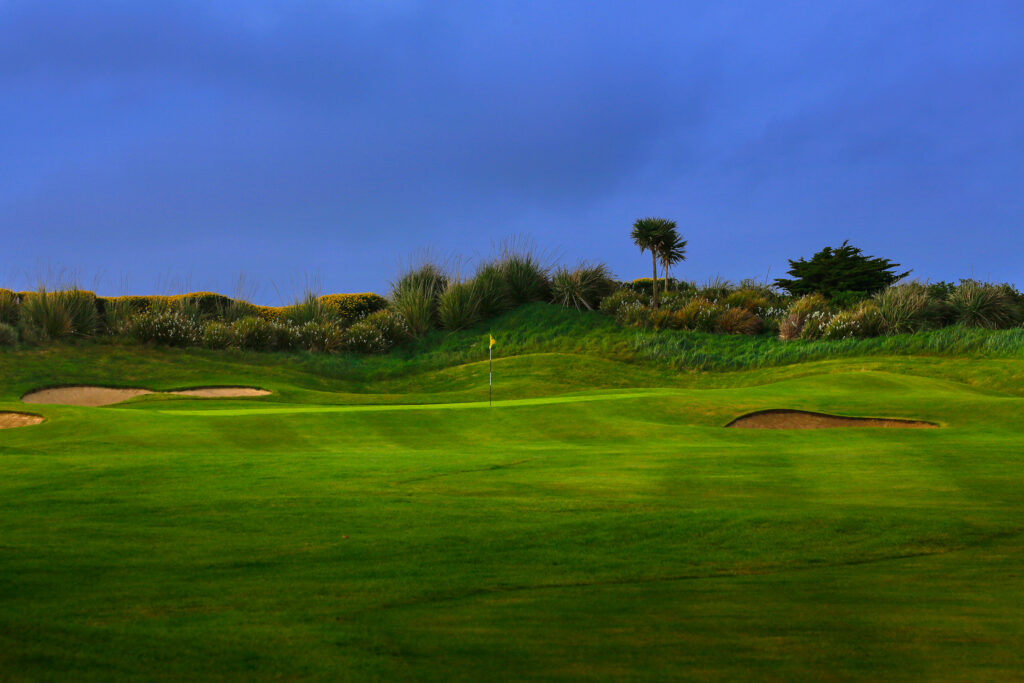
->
[[489, 334, 496, 349]]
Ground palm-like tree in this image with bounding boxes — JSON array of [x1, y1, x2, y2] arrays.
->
[[657, 229, 687, 291], [631, 217, 675, 308]]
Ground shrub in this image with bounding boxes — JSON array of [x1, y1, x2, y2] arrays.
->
[[599, 289, 647, 322], [621, 304, 656, 328], [0, 322, 17, 347], [778, 294, 831, 341], [549, 263, 616, 311], [252, 305, 287, 323], [201, 321, 234, 349], [125, 310, 201, 347], [724, 288, 770, 312], [318, 293, 388, 322], [232, 316, 278, 351], [171, 292, 234, 318], [438, 280, 482, 330], [828, 290, 870, 310], [872, 282, 939, 334], [821, 310, 860, 340], [297, 320, 346, 353], [947, 280, 1022, 329], [658, 290, 692, 311], [798, 310, 835, 340], [345, 310, 411, 354], [716, 307, 761, 335], [674, 297, 722, 332], [0, 289, 19, 325], [789, 293, 831, 319], [648, 308, 680, 330]]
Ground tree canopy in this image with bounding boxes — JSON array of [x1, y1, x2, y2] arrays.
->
[[773, 241, 910, 299]]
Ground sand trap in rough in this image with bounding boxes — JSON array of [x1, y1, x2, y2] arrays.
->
[[21, 386, 270, 407], [0, 411, 45, 429], [726, 409, 937, 429]]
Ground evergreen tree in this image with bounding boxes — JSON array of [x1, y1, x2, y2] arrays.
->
[[774, 241, 909, 299]]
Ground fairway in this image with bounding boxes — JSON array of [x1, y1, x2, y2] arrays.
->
[[2, 347, 1024, 680]]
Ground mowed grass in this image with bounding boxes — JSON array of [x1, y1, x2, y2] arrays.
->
[[1, 339, 1023, 679]]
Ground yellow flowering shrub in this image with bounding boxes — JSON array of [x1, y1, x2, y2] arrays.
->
[[318, 293, 388, 322]]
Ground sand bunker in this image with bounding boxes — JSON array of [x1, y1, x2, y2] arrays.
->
[[0, 411, 44, 429], [22, 387, 153, 407], [21, 386, 270, 407], [726, 409, 937, 430], [168, 388, 270, 398]]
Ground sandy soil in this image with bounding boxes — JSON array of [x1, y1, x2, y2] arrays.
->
[[0, 412, 45, 429], [726, 409, 937, 429], [21, 386, 269, 407]]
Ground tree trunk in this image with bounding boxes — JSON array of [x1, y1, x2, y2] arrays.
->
[[651, 252, 660, 309]]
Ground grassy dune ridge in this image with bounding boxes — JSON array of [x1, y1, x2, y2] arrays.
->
[[1, 305, 1023, 679]]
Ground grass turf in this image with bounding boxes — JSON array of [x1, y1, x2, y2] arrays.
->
[[1, 322, 1024, 679]]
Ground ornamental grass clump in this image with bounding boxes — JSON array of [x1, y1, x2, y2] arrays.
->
[[102, 297, 135, 335], [496, 242, 550, 307], [696, 276, 734, 303], [947, 280, 1022, 329], [21, 288, 98, 339], [716, 307, 762, 335], [471, 262, 511, 318], [549, 263, 616, 311], [0, 289, 19, 325], [872, 282, 939, 334], [284, 292, 328, 326], [438, 279, 482, 330], [391, 263, 447, 336]]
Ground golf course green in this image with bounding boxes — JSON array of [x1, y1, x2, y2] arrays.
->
[[2, 333, 1024, 679]]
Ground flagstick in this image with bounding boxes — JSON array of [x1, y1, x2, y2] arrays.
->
[[489, 343, 493, 407]]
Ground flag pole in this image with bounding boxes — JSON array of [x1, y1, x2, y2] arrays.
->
[[489, 342, 493, 407]]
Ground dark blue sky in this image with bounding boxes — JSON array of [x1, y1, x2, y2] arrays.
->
[[2, 1, 1022, 301]]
